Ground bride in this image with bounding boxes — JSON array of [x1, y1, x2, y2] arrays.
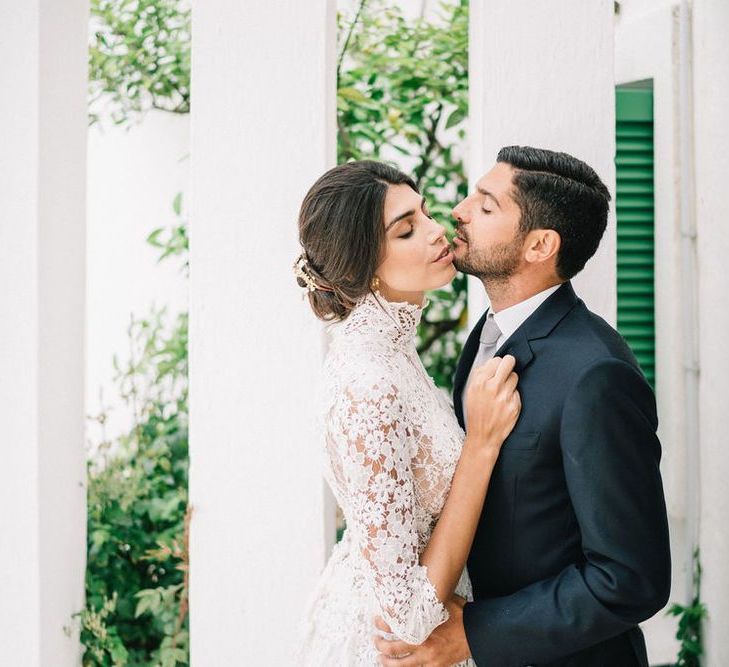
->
[[293, 160, 520, 665]]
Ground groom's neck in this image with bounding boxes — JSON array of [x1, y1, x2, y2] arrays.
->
[[483, 274, 563, 313]]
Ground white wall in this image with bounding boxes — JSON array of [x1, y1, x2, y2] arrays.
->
[[467, 0, 617, 327], [615, 4, 686, 661], [618, 1, 729, 663], [0, 0, 88, 663], [693, 1, 729, 664], [86, 111, 190, 452], [189, 1, 337, 663]]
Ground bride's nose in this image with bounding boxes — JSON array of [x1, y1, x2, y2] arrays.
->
[[427, 222, 447, 244]]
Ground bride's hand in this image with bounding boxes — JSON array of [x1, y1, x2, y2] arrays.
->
[[464, 354, 521, 455]]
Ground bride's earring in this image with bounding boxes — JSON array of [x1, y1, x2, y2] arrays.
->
[[371, 275, 381, 293]]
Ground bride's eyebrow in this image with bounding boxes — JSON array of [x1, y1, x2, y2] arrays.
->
[[385, 196, 426, 231]]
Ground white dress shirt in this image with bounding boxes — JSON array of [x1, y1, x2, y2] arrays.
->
[[489, 283, 563, 351], [462, 283, 563, 423]]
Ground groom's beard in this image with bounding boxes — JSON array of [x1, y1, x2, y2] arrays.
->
[[453, 230, 525, 284]]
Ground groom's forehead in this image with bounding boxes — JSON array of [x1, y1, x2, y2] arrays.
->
[[476, 162, 516, 198]]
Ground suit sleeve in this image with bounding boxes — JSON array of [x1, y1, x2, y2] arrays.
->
[[462, 357, 671, 666]]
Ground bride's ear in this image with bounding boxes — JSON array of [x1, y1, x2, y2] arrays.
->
[[524, 229, 560, 265]]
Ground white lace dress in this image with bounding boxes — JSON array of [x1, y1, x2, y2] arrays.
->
[[295, 292, 476, 666]]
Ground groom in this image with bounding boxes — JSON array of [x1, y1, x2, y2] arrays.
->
[[375, 146, 671, 666]]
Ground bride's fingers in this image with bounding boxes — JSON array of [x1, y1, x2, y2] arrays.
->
[[469, 356, 504, 388], [505, 371, 519, 393], [492, 354, 517, 384], [511, 390, 522, 415], [479, 355, 502, 378]]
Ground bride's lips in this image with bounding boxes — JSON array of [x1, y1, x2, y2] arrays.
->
[[433, 244, 453, 263]]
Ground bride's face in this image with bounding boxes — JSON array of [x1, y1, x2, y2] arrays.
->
[[376, 184, 456, 297]]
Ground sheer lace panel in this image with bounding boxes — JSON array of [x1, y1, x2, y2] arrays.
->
[[326, 372, 448, 645], [296, 292, 474, 665]]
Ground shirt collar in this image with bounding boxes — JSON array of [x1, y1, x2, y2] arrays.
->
[[491, 283, 563, 344]]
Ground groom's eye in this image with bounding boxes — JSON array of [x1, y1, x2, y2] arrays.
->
[[482, 208, 492, 214]]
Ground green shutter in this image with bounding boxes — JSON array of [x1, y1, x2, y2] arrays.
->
[[615, 87, 656, 388]]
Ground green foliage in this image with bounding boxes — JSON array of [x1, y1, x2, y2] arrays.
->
[[337, 0, 470, 389], [75, 152, 191, 663], [666, 548, 708, 667], [76, 301, 190, 666], [89, 0, 191, 127], [146, 192, 189, 277], [84, 1, 192, 659]]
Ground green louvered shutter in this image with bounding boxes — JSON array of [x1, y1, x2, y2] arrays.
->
[[615, 87, 656, 388]]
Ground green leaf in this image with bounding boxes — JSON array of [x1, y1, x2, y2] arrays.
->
[[444, 106, 466, 129], [338, 87, 369, 104]]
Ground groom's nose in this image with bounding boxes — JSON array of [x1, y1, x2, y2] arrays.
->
[[452, 200, 468, 223]]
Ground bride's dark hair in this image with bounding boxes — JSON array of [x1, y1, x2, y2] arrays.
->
[[296, 160, 418, 321]]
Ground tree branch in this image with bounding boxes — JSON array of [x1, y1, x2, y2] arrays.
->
[[417, 308, 464, 355], [337, 0, 368, 81], [414, 102, 444, 189]]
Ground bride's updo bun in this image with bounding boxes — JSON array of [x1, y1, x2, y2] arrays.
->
[[296, 160, 418, 321]]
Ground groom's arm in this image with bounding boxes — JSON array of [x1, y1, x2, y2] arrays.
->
[[462, 357, 672, 666]]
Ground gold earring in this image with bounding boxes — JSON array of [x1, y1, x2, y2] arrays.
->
[[371, 276, 381, 292]]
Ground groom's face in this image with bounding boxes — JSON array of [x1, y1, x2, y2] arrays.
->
[[451, 162, 526, 281]]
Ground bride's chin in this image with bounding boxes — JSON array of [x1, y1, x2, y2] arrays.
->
[[433, 265, 457, 289]]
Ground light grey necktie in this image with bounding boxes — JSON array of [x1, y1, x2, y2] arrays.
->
[[462, 313, 502, 426]]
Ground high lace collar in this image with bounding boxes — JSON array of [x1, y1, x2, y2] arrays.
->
[[328, 291, 427, 349]]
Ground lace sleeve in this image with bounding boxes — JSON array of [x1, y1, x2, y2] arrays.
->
[[327, 372, 449, 645]]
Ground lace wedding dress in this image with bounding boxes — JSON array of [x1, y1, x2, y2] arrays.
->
[[295, 292, 476, 666]]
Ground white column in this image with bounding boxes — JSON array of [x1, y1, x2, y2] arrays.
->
[[189, 1, 336, 663], [467, 0, 616, 326], [693, 0, 729, 663], [0, 1, 88, 664], [614, 6, 686, 662]]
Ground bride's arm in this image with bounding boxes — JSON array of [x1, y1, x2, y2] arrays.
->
[[420, 354, 520, 603], [329, 354, 519, 645]]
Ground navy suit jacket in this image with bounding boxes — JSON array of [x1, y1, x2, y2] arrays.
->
[[454, 281, 671, 667]]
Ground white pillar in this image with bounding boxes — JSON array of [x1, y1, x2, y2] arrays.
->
[[467, 0, 616, 326], [0, 1, 88, 664], [189, 1, 336, 663], [614, 6, 687, 661], [693, 0, 729, 663]]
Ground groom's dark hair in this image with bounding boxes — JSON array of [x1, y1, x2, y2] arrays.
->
[[497, 146, 611, 280]]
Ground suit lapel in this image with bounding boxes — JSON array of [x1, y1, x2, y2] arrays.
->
[[453, 281, 580, 429], [453, 307, 489, 427]]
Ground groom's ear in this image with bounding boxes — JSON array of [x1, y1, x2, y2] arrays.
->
[[524, 228, 561, 265]]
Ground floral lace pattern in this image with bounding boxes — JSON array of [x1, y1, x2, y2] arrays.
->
[[295, 292, 475, 666]]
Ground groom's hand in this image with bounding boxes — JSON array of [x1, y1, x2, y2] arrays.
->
[[373, 595, 472, 667]]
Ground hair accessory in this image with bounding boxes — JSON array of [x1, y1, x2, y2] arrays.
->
[[293, 254, 334, 295]]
